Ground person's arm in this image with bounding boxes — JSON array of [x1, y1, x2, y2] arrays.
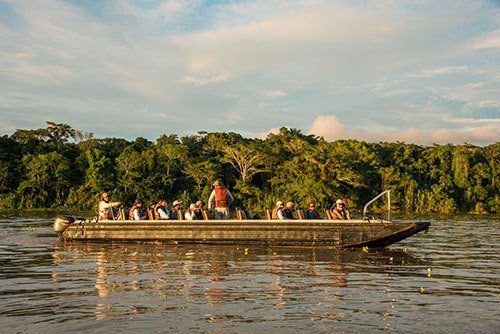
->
[[226, 189, 234, 206], [208, 190, 215, 210], [100, 201, 121, 209]]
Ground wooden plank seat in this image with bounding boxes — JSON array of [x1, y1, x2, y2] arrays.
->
[[296, 209, 306, 220]]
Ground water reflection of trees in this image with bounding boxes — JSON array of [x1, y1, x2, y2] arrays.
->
[[51, 242, 422, 322]]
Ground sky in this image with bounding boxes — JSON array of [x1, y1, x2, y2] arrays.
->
[[1, 0, 499, 145]]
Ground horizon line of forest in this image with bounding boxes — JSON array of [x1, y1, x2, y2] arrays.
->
[[0, 122, 498, 215]]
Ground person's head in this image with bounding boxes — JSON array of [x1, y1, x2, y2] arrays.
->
[[308, 203, 316, 210], [134, 199, 143, 207], [172, 200, 182, 209], [213, 180, 223, 188], [276, 201, 284, 208], [335, 199, 344, 209], [286, 201, 295, 209], [189, 203, 197, 211], [158, 199, 167, 207], [195, 200, 204, 208], [102, 192, 110, 201]]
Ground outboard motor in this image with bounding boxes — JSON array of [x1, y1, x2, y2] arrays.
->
[[54, 215, 76, 235]]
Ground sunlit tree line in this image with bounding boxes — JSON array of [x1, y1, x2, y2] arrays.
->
[[0, 122, 498, 214]]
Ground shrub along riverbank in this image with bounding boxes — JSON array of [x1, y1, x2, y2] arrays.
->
[[0, 122, 498, 214]]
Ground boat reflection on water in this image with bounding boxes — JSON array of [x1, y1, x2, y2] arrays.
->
[[50, 242, 423, 323]]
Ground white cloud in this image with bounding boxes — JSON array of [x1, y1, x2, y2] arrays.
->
[[263, 90, 287, 99], [307, 115, 500, 145], [177, 73, 230, 86], [407, 66, 469, 78], [0, 0, 499, 144]]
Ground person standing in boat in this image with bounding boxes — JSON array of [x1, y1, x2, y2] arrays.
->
[[208, 180, 234, 220], [331, 199, 350, 220], [306, 202, 321, 219], [129, 199, 145, 220], [170, 200, 182, 220], [153, 199, 170, 220], [284, 201, 296, 219], [184, 203, 198, 220], [98, 192, 121, 220], [272, 201, 287, 220]]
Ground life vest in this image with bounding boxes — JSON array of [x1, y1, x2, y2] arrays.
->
[[129, 205, 141, 220], [214, 187, 228, 208], [271, 207, 279, 219], [98, 200, 109, 220]]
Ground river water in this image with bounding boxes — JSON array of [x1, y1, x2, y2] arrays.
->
[[0, 212, 498, 333]]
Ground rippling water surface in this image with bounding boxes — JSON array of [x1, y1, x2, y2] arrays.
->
[[0, 212, 499, 333]]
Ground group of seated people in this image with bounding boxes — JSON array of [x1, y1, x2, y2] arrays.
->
[[271, 199, 351, 220], [98, 192, 352, 221], [97, 193, 205, 221]]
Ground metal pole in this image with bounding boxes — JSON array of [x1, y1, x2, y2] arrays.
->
[[388, 190, 391, 221]]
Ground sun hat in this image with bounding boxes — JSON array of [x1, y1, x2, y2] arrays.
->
[[335, 199, 343, 205], [213, 180, 221, 187], [172, 200, 182, 206], [276, 201, 284, 206]]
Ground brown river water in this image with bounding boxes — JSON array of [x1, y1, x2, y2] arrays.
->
[[0, 212, 499, 333]]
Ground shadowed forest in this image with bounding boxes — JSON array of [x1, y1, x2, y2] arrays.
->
[[0, 122, 498, 214]]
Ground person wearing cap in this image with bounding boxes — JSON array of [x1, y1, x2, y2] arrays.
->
[[170, 200, 182, 220], [342, 198, 351, 220], [194, 200, 205, 220], [271, 201, 287, 220], [208, 180, 234, 220], [331, 199, 349, 220], [129, 199, 145, 220], [284, 201, 296, 219], [153, 199, 170, 220], [306, 202, 321, 219], [98, 192, 121, 220], [184, 203, 199, 220]]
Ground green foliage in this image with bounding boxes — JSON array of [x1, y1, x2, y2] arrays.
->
[[1, 122, 498, 214]]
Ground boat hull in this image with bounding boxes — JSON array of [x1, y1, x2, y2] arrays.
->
[[56, 219, 430, 248]]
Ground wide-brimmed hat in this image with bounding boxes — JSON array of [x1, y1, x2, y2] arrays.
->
[[213, 180, 222, 187], [172, 200, 182, 206], [189, 203, 197, 210], [195, 200, 204, 207], [101, 192, 109, 199], [335, 199, 343, 205], [276, 201, 284, 206]]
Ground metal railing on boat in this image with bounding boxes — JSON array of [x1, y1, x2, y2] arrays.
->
[[363, 190, 391, 221]]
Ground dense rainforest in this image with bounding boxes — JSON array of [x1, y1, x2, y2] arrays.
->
[[0, 122, 498, 215]]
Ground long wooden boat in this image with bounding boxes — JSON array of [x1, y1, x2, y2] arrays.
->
[[53, 192, 430, 248], [54, 217, 429, 248]]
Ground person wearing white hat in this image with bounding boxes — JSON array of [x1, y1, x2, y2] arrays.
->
[[208, 180, 234, 220], [331, 199, 349, 220], [97, 192, 121, 220], [271, 201, 287, 220], [170, 200, 182, 220]]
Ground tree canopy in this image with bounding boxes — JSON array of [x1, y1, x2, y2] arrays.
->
[[0, 123, 498, 214]]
